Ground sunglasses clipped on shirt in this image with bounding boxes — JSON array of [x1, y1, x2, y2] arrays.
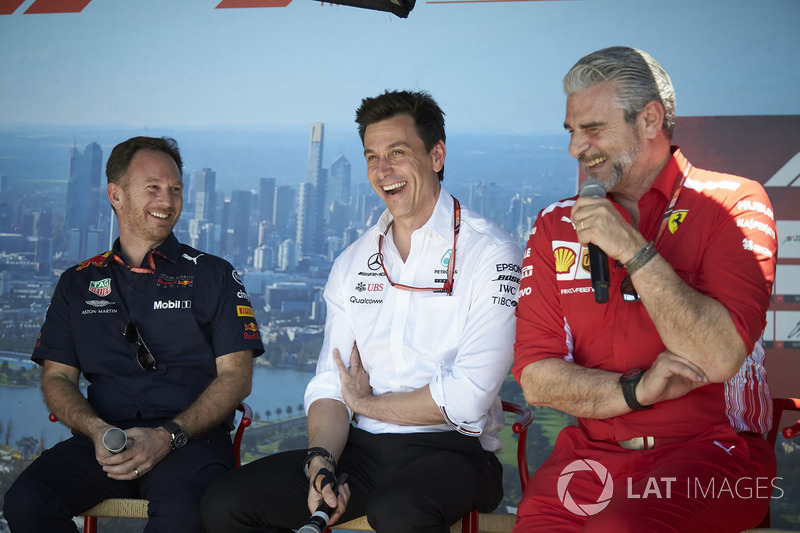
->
[[124, 321, 157, 371]]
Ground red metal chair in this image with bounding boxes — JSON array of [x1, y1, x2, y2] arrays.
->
[[753, 397, 800, 528], [50, 401, 253, 533], [328, 400, 534, 533]]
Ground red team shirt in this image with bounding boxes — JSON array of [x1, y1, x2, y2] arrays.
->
[[513, 148, 778, 441]]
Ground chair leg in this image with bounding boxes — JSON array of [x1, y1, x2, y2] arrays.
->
[[461, 510, 479, 533], [84, 516, 97, 533]]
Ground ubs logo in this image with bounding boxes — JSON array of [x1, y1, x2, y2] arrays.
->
[[356, 282, 384, 292], [367, 253, 383, 271]]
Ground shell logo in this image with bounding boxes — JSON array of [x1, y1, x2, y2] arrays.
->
[[554, 247, 577, 274]]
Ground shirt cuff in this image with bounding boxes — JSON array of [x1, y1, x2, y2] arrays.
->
[[430, 361, 484, 437]]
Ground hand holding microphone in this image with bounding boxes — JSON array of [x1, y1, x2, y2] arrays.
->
[[578, 179, 610, 304], [102, 427, 127, 454], [298, 472, 349, 533]]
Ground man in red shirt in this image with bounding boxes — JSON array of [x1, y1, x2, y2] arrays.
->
[[513, 47, 778, 532]]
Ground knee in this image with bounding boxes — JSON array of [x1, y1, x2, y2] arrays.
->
[[367, 488, 440, 533], [200, 476, 240, 531], [3, 470, 55, 526]]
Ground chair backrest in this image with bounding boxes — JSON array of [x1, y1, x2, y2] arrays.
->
[[756, 396, 800, 528]]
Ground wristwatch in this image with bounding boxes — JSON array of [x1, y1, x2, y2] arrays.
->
[[619, 369, 653, 410], [161, 420, 189, 450]]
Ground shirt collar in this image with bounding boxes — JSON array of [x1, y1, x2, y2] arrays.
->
[[373, 185, 454, 243], [112, 232, 181, 270], [647, 146, 688, 202]]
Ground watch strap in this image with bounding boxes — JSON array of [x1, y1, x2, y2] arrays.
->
[[620, 370, 653, 410], [161, 420, 187, 449], [304, 447, 336, 478]]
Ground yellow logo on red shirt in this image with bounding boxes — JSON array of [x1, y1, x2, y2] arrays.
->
[[237, 305, 254, 317], [668, 210, 688, 234], [554, 247, 577, 274]]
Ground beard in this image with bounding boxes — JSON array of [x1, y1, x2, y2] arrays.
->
[[583, 127, 640, 191], [593, 142, 638, 191]]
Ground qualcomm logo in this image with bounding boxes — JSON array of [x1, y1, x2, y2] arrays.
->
[[557, 459, 614, 516]]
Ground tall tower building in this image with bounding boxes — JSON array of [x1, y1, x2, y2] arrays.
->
[[273, 184, 295, 241], [297, 123, 327, 257], [259, 177, 276, 228], [65, 142, 103, 259], [329, 154, 352, 205], [295, 181, 314, 258], [193, 168, 217, 223]]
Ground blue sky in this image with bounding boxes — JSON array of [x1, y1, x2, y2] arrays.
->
[[0, 0, 798, 135]]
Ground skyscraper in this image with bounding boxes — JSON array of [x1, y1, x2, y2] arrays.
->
[[259, 177, 276, 229], [329, 154, 351, 205], [193, 168, 217, 222], [64, 142, 103, 259], [273, 184, 295, 241], [297, 123, 327, 257]]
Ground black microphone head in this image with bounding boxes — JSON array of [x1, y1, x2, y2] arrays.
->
[[579, 178, 607, 199], [103, 427, 127, 453]]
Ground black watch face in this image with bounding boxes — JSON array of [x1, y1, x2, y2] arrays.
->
[[174, 432, 189, 449]]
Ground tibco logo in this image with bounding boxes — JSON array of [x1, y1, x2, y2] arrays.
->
[[557, 459, 613, 516]]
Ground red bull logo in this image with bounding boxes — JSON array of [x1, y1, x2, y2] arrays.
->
[[244, 322, 259, 332], [77, 251, 111, 271]]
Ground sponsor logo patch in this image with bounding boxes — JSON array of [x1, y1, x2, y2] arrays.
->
[[554, 247, 577, 274], [668, 210, 688, 234], [367, 253, 382, 271], [88, 278, 111, 297], [237, 305, 254, 317], [153, 300, 192, 310], [86, 300, 115, 307]]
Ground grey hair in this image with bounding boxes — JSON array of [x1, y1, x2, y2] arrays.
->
[[563, 47, 676, 139]]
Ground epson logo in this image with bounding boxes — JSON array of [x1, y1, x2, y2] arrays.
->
[[154, 300, 192, 310]]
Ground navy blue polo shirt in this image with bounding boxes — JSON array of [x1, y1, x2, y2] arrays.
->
[[32, 233, 264, 428]]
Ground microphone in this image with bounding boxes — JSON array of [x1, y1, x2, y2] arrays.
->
[[298, 473, 348, 533], [102, 427, 127, 453], [578, 179, 610, 304]]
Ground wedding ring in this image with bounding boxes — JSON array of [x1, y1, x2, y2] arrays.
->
[[134, 467, 140, 477], [580, 221, 585, 230]]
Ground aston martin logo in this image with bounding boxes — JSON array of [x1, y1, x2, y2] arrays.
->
[[86, 300, 115, 307]]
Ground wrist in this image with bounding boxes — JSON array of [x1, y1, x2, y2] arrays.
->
[[619, 369, 653, 411], [624, 242, 657, 277], [304, 446, 337, 478]]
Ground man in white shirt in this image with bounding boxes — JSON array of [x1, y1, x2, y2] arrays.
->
[[202, 90, 522, 532]]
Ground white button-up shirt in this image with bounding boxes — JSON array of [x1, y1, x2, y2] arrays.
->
[[305, 187, 522, 452]]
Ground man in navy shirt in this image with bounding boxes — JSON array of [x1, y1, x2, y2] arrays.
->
[[4, 136, 264, 533]]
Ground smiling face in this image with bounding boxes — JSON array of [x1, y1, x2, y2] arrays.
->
[[564, 81, 643, 192], [109, 149, 183, 249], [363, 113, 445, 230]]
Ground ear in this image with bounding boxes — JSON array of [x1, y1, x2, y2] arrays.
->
[[639, 100, 665, 140], [107, 182, 122, 211], [430, 140, 446, 173]]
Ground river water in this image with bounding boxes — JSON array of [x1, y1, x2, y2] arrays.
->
[[0, 356, 313, 448]]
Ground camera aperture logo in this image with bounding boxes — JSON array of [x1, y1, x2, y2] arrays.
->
[[558, 459, 614, 516]]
